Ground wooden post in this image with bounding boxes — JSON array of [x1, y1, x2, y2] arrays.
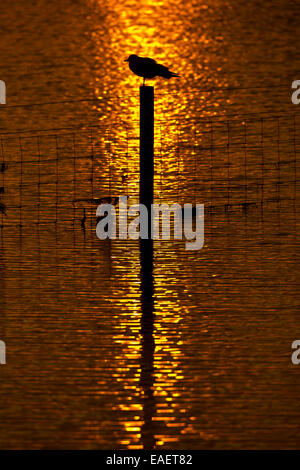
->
[[140, 85, 154, 227], [140, 236, 155, 449], [139, 87, 155, 448]]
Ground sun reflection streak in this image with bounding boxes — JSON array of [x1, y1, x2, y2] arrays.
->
[[86, 0, 230, 449]]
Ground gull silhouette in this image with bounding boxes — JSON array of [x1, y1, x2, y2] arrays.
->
[[125, 55, 179, 85]]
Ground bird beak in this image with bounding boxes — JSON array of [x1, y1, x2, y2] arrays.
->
[[124, 59, 129, 62]]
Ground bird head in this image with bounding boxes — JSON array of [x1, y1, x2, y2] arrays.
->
[[124, 54, 138, 62]]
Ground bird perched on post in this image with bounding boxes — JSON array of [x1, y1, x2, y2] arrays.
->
[[125, 54, 179, 85]]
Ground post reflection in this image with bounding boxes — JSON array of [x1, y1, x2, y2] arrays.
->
[[139, 238, 156, 449]]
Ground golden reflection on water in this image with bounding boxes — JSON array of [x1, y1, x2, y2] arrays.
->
[[89, 3, 203, 447], [0, 0, 300, 451]]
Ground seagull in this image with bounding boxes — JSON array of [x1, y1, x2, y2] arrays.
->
[[125, 55, 179, 85]]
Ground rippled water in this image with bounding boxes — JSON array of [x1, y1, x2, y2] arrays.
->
[[0, 0, 299, 449]]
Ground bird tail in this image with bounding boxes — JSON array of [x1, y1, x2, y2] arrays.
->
[[157, 64, 180, 79]]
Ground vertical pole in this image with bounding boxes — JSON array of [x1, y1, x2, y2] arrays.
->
[[139, 86, 155, 448], [140, 85, 154, 228]]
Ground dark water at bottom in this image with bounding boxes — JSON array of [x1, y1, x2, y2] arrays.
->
[[0, 198, 299, 449]]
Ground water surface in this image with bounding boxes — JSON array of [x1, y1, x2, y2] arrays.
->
[[0, 0, 299, 449]]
